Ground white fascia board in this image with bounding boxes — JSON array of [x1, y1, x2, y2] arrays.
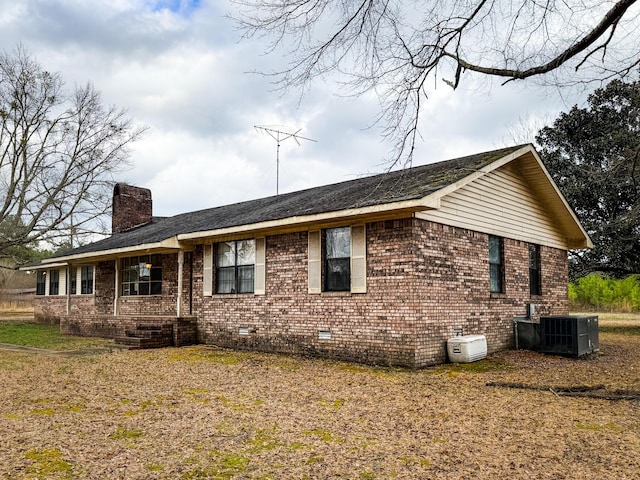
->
[[41, 236, 183, 264], [527, 148, 593, 249], [19, 261, 69, 271], [177, 198, 435, 242]]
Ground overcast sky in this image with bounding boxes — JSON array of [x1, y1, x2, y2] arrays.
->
[[0, 0, 592, 217]]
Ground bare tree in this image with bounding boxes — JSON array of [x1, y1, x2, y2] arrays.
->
[[0, 45, 145, 264], [233, 0, 640, 164]]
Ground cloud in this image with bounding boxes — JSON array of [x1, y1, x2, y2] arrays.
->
[[0, 0, 590, 219]]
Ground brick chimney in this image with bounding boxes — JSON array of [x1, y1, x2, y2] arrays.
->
[[112, 183, 153, 233]]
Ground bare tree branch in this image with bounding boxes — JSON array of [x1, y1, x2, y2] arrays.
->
[[0, 45, 146, 262], [232, 0, 640, 163]]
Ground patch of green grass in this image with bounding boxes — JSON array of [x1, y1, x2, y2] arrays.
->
[[576, 422, 622, 433], [181, 453, 250, 479], [304, 428, 341, 442], [432, 357, 511, 375], [0, 321, 113, 350], [24, 447, 74, 479], [168, 346, 250, 365], [318, 398, 345, 409], [109, 427, 144, 440], [247, 429, 280, 452], [288, 441, 308, 450], [146, 462, 165, 472], [30, 408, 56, 416]]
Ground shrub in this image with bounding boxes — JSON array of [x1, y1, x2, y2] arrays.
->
[[569, 273, 640, 312]]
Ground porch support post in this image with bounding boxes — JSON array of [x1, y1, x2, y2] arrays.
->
[[66, 266, 71, 315], [177, 250, 184, 317], [114, 259, 119, 316]]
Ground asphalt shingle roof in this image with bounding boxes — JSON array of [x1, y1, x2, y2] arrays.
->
[[53, 145, 525, 258]]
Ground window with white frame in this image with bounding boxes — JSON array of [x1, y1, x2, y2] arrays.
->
[[81, 265, 94, 294], [215, 239, 255, 294], [70, 266, 95, 295]]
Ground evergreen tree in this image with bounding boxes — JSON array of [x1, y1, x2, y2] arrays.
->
[[537, 79, 640, 279]]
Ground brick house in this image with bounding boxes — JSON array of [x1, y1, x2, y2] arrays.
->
[[29, 144, 591, 367]]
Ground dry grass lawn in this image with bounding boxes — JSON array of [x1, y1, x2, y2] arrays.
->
[[0, 313, 639, 479]]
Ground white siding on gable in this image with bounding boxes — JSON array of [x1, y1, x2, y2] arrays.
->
[[417, 162, 568, 249]]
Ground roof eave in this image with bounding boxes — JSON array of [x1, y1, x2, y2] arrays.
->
[[35, 199, 437, 263], [41, 236, 184, 264], [178, 198, 438, 242], [19, 261, 69, 271]]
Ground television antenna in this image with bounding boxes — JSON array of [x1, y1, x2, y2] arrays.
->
[[254, 125, 317, 195]]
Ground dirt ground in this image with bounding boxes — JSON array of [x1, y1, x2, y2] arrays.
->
[[0, 315, 639, 479]]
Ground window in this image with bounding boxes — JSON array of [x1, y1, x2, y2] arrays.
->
[[529, 244, 542, 296], [121, 254, 162, 296], [216, 239, 255, 294], [308, 226, 366, 294], [49, 269, 59, 296], [488, 235, 504, 293], [81, 266, 94, 294], [324, 227, 351, 291], [36, 271, 46, 295]]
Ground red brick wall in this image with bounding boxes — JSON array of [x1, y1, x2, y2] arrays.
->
[[34, 252, 194, 322], [412, 220, 568, 365], [111, 184, 152, 233], [195, 222, 421, 366], [194, 217, 569, 367], [95, 260, 115, 314], [34, 216, 569, 367], [34, 296, 68, 324]]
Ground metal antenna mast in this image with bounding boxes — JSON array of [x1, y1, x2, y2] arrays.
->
[[254, 125, 317, 195]]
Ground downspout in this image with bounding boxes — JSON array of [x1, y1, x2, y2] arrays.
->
[[113, 259, 119, 316], [177, 250, 184, 317]]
